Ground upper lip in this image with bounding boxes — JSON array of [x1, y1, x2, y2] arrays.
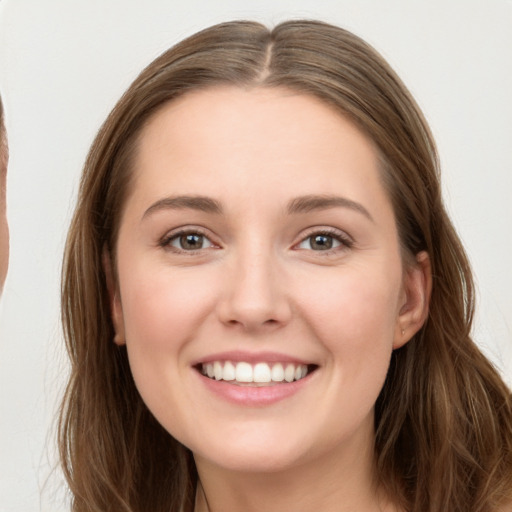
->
[[191, 350, 314, 366]]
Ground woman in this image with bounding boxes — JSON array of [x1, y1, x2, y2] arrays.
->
[[59, 20, 512, 512]]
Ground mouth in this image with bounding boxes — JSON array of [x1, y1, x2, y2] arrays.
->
[[196, 361, 318, 386]]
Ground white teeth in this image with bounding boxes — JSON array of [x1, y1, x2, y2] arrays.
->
[[214, 361, 223, 381], [271, 363, 284, 382], [223, 361, 235, 381], [253, 363, 271, 383], [235, 362, 253, 382], [201, 361, 310, 384], [284, 364, 295, 383]]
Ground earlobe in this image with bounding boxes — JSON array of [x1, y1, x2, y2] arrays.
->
[[102, 247, 126, 346], [394, 251, 432, 349]]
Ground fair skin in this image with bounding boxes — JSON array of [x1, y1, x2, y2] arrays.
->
[[107, 86, 431, 512], [0, 108, 8, 295]]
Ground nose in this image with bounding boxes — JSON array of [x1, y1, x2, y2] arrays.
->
[[216, 245, 292, 332]]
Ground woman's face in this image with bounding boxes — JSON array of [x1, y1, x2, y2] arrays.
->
[[110, 86, 428, 474]]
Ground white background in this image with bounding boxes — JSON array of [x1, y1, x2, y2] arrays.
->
[[0, 0, 511, 510]]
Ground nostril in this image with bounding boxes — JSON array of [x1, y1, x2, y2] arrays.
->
[[224, 315, 283, 329]]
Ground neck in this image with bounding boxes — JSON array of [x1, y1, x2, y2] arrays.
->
[[194, 420, 398, 512]]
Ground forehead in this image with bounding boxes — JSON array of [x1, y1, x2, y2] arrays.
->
[[128, 86, 391, 218], [139, 86, 373, 155]]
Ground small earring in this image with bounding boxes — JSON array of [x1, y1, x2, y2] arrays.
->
[[113, 332, 125, 345], [401, 328, 405, 336]]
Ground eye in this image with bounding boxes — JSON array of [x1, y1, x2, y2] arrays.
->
[[165, 231, 214, 251], [296, 230, 352, 251], [298, 233, 341, 251]]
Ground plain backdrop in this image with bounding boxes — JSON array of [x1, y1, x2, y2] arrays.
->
[[0, 0, 511, 510]]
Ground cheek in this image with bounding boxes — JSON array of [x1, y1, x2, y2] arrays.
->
[[117, 261, 220, 409], [117, 262, 222, 437], [295, 262, 402, 389], [299, 264, 401, 339], [120, 262, 218, 348]]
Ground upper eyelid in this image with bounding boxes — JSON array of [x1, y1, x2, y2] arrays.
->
[[295, 226, 353, 243], [159, 226, 218, 248], [161, 225, 213, 239]]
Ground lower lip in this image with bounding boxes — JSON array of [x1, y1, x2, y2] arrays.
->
[[197, 372, 313, 407]]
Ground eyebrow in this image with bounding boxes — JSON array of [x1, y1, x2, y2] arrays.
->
[[287, 194, 374, 222], [142, 193, 373, 222], [143, 195, 223, 219]]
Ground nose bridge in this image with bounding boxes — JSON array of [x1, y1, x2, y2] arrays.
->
[[219, 234, 290, 329]]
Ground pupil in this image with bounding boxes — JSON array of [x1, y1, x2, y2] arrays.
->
[[181, 234, 202, 249], [312, 235, 332, 250]]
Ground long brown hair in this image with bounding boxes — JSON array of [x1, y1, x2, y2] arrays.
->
[[59, 20, 512, 512]]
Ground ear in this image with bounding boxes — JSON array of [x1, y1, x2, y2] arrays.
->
[[102, 247, 126, 346], [394, 251, 432, 349]]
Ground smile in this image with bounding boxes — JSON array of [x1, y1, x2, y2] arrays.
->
[[200, 361, 311, 385]]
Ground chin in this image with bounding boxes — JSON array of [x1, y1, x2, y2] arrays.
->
[[191, 433, 312, 474]]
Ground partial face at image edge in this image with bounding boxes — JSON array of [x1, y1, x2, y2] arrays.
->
[[0, 95, 9, 294]]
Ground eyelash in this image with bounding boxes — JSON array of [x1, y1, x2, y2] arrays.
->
[[294, 228, 353, 254], [159, 228, 216, 253], [159, 227, 353, 254]]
